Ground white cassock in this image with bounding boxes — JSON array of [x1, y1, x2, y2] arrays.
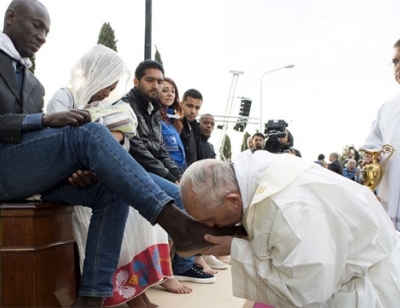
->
[[362, 92, 400, 231], [230, 150, 400, 307]]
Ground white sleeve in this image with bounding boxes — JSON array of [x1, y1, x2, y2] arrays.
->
[[46, 88, 74, 113], [362, 104, 384, 151]]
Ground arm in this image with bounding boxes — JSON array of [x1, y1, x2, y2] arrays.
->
[[46, 88, 74, 113], [129, 134, 176, 181], [156, 135, 183, 180], [128, 112, 181, 182]]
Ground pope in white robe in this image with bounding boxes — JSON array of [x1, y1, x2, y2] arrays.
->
[[180, 150, 400, 307]]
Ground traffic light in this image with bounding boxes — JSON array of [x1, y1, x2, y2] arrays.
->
[[233, 123, 244, 132], [233, 118, 248, 132], [238, 99, 252, 117]]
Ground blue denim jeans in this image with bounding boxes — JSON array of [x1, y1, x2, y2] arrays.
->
[[0, 123, 176, 297], [148, 173, 194, 274]]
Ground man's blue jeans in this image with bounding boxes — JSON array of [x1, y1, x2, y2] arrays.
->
[[0, 123, 178, 297], [148, 173, 194, 274]]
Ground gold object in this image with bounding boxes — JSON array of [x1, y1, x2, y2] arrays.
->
[[360, 144, 395, 198]]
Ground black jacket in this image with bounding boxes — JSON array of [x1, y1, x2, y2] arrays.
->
[[328, 160, 343, 175], [122, 88, 182, 182], [180, 118, 200, 167], [198, 132, 216, 160]]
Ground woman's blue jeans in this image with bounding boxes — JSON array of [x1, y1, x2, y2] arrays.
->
[[0, 123, 177, 297]]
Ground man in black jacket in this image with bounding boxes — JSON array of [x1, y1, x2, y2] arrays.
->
[[198, 113, 216, 159], [122, 60, 182, 183], [328, 152, 343, 175], [122, 60, 215, 284], [180, 89, 203, 167]]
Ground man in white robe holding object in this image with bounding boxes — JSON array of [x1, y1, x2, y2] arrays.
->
[[180, 150, 400, 307], [362, 38, 400, 231]]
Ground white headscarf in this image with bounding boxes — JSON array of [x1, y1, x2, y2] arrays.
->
[[69, 44, 131, 109], [0, 32, 32, 67]]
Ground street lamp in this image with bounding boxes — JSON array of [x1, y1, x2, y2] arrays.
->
[[260, 64, 294, 132]]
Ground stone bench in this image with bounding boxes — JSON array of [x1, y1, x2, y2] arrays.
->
[[0, 201, 79, 307]]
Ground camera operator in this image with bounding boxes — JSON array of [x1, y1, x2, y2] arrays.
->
[[277, 130, 302, 157], [263, 120, 302, 157]]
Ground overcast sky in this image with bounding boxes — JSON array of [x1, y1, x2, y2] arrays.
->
[[2, 0, 400, 161]]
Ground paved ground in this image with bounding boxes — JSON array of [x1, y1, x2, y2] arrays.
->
[[116, 265, 255, 308]]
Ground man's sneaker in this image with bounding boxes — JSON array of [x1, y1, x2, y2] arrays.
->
[[203, 255, 229, 270], [174, 263, 216, 283]]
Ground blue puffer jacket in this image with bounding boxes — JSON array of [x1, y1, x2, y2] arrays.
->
[[161, 108, 186, 170]]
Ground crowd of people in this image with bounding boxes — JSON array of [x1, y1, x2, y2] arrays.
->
[[2, 1, 400, 307]]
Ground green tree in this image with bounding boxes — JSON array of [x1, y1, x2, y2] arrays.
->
[[154, 45, 163, 64], [241, 131, 251, 152], [97, 22, 118, 51], [28, 56, 36, 74], [221, 134, 232, 161]]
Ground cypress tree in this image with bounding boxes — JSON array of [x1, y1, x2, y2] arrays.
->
[[154, 45, 163, 64], [29, 56, 36, 74], [241, 131, 251, 151], [97, 22, 118, 51], [221, 134, 232, 161]]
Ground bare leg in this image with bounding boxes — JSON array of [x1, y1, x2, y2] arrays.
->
[[126, 293, 158, 308], [160, 278, 192, 294], [141, 292, 159, 308], [195, 256, 218, 275]]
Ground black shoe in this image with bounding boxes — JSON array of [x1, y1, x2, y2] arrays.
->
[[174, 263, 216, 283]]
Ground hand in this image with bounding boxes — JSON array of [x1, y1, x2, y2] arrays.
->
[[202, 234, 233, 256], [68, 170, 98, 188], [362, 153, 381, 166], [42, 110, 91, 128], [110, 131, 124, 142]]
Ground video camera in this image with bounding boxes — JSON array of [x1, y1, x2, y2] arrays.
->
[[263, 119, 288, 153]]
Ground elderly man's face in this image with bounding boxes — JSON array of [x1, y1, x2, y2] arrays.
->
[[182, 187, 242, 228], [347, 160, 356, 170]]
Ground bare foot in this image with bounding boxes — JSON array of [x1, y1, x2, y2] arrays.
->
[[216, 255, 231, 264], [156, 204, 247, 257], [161, 277, 192, 294], [126, 293, 158, 308], [195, 256, 218, 275]]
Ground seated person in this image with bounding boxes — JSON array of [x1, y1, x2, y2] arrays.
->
[[47, 44, 192, 307]]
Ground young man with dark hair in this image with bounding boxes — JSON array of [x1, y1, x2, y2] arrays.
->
[[180, 89, 203, 167], [121, 61, 215, 284], [252, 132, 265, 152]]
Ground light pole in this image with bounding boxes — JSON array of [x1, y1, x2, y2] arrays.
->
[[260, 64, 294, 132]]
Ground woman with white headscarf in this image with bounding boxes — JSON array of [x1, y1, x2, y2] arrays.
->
[[47, 44, 191, 307]]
